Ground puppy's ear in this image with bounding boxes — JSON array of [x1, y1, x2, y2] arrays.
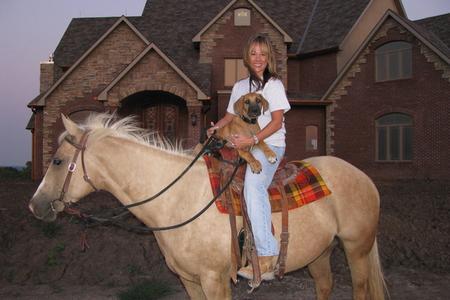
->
[[259, 95, 269, 113], [234, 95, 246, 115]]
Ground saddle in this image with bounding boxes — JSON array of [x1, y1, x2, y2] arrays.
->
[[203, 147, 331, 285], [203, 147, 331, 215]]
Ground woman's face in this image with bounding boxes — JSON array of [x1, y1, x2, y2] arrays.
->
[[249, 43, 268, 78]]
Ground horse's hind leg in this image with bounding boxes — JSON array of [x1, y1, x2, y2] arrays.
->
[[308, 241, 336, 300], [180, 277, 207, 300], [342, 239, 373, 300]]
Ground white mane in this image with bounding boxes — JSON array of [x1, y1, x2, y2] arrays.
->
[[59, 113, 189, 155]]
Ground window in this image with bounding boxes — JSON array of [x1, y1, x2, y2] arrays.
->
[[234, 8, 251, 26], [224, 59, 248, 87], [306, 125, 318, 151], [376, 113, 413, 161], [375, 41, 412, 82]]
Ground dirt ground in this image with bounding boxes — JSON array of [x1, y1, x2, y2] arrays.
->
[[1, 178, 449, 299]]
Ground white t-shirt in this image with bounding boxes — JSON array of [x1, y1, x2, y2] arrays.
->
[[227, 77, 291, 147]]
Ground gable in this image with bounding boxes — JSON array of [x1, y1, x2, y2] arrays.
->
[[36, 17, 149, 106], [192, 0, 292, 43], [98, 43, 209, 102], [323, 10, 450, 101]]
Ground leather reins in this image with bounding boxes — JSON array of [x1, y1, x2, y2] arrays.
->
[[51, 131, 241, 232]]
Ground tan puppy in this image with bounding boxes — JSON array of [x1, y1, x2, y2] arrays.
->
[[215, 92, 277, 173]]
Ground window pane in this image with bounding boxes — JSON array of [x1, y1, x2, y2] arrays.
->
[[376, 54, 386, 81], [375, 41, 412, 81], [388, 52, 400, 79], [306, 125, 318, 151], [389, 126, 400, 160], [403, 126, 413, 160], [234, 8, 251, 26], [224, 59, 237, 87], [377, 113, 412, 126], [378, 127, 387, 160], [237, 59, 248, 81], [402, 49, 412, 78]]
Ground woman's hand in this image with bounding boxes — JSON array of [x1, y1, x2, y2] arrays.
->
[[207, 122, 219, 137], [229, 134, 254, 149]]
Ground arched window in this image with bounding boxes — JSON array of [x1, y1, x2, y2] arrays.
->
[[375, 41, 412, 82], [376, 113, 413, 161], [234, 8, 251, 26], [305, 125, 318, 151]]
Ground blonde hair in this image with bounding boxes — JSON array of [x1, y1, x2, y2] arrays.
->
[[243, 34, 279, 90]]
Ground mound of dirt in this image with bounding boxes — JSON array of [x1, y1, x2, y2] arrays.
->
[[0, 178, 449, 299]]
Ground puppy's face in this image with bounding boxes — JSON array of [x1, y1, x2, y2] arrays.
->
[[234, 93, 269, 119]]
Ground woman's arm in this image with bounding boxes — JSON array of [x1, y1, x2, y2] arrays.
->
[[230, 109, 284, 148], [207, 112, 235, 137]]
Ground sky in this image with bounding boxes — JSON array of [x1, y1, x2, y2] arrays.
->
[[0, 0, 449, 166]]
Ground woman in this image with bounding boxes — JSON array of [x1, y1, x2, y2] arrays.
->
[[208, 34, 290, 280]]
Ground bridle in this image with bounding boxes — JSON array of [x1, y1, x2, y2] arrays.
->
[[50, 131, 98, 213], [49, 131, 242, 232]]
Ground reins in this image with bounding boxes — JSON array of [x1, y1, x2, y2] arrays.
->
[[59, 132, 242, 232]]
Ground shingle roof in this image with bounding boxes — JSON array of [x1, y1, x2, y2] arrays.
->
[[53, 17, 118, 67], [414, 13, 450, 56], [52, 0, 374, 95]]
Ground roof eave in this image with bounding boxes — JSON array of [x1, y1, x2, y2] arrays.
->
[[192, 0, 293, 43], [98, 43, 209, 101], [37, 16, 150, 106], [322, 10, 450, 101]]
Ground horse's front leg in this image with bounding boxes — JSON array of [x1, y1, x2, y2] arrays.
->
[[180, 277, 207, 299], [200, 270, 232, 300]]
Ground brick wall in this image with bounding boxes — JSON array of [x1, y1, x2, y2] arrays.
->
[[326, 18, 450, 179], [40, 62, 54, 94], [41, 22, 147, 172], [106, 50, 202, 147], [199, 0, 288, 121], [287, 53, 337, 98]]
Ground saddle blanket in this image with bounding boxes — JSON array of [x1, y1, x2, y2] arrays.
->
[[203, 152, 332, 215]]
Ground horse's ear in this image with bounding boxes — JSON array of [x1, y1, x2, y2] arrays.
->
[[61, 114, 83, 137]]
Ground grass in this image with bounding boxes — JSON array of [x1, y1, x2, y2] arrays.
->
[[118, 281, 174, 300], [39, 222, 62, 238], [46, 242, 65, 267]]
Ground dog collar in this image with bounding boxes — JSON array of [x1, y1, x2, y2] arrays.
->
[[240, 115, 258, 124]]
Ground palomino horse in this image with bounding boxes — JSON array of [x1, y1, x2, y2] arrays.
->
[[29, 114, 387, 300]]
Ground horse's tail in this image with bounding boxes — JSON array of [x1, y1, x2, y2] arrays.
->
[[368, 239, 389, 300]]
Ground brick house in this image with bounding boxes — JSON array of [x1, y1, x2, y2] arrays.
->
[[27, 0, 449, 181]]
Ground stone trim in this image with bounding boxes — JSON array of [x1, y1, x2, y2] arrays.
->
[[192, 0, 292, 43], [36, 16, 149, 107], [98, 44, 209, 101]]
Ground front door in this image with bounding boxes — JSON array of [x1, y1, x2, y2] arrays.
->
[[143, 103, 181, 142], [119, 91, 188, 144]]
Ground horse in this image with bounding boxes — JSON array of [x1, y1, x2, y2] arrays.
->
[[29, 113, 387, 300]]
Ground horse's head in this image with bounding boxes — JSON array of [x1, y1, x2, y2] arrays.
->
[[29, 114, 98, 222]]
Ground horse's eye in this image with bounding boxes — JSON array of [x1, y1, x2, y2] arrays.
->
[[53, 158, 62, 166], [245, 100, 250, 105]]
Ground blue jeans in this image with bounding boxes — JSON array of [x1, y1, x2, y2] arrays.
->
[[244, 145, 285, 256]]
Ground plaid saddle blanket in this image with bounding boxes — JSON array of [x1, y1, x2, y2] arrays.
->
[[203, 149, 332, 215]]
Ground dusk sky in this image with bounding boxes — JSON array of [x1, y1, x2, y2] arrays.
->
[[0, 0, 449, 166]]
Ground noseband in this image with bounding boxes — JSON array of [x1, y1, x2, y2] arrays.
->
[[50, 131, 98, 212]]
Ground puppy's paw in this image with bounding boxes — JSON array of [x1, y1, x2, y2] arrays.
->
[[249, 161, 262, 174], [268, 155, 277, 164]]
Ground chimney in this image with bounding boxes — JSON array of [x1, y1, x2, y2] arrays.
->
[[40, 54, 54, 93]]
